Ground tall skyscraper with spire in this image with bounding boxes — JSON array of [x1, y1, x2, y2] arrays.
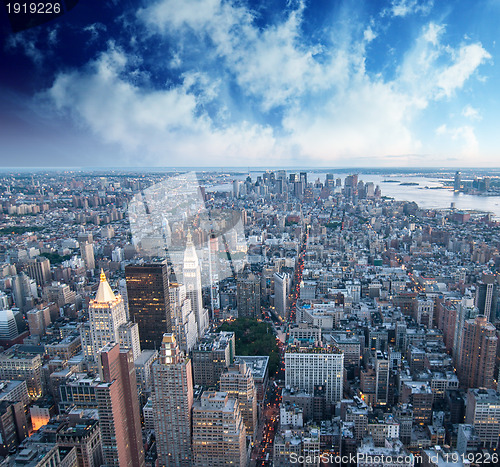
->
[[169, 283, 198, 353], [183, 231, 209, 337], [84, 271, 141, 361], [152, 334, 194, 467]]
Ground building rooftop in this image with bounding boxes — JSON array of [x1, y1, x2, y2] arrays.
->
[[92, 270, 117, 304], [286, 344, 342, 355], [0, 345, 43, 360], [0, 379, 26, 397], [194, 331, 234, 352], [403, 381, 433, 394], [234, 355, 269, 380], [57, 418, 99, 439], [468, 388, 500, 403], [134, 349, 158, 366]]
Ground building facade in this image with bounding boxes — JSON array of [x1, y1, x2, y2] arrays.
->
[[182, 232, 209, 336], [87, 271, 140, 361], [285, 346, 344, 403], [192, 391, 247, 466], [152, 334, 194, 467], [237, 273, 261, 319], [220, 361, 258, 440], [192, 332, 235, 387], [465, 388, 500, 449], [169, 282, 198, 353], [96, 343, 145, 467], [125, 263, 172, 350], [459, 316, 497, 389]]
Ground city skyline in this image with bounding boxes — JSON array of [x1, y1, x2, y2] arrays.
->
[[1, 0, 500, 168]]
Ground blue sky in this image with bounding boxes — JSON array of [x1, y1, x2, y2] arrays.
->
[[0, 0, 498, 167]]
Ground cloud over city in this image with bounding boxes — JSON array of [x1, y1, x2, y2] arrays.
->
[[1, 0, 497, 166]]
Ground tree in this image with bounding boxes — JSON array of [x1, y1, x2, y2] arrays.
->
[[218, 318, 280, 375]]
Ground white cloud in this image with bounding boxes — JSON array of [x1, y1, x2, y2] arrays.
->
[[435, 124, 479, 156], [422, 22, 444, 45], [398, 23, 491, 101], [83, 23, 107, 42], [44, 43, 281, 165], [139, 0, 336, 111], [282, 78, 419, 160], [138, 0, 224, 33], [389, 0, 434, 17], [462, 105, 481, 120], [435, 124, 448, 136], [6, 33, 44, 65], [363, 27, 377, 43], [436, 43, 491, 97], [38, 1, 492, 166], [137, 0, 424, 159]]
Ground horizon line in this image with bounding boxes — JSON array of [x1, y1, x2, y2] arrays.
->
[[2, 166, 500, 171]]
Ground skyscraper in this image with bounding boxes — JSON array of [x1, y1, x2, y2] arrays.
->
[[192, 391, 247, 467], [183, 232, 209, 337], [475, 273, 498, 321], [220, 361, 258, 440], [285, 346, 344, 403], [465, 388, 500, 449], [452, 293, 478, 361], [169, 282, 198, 353], [273, 272, 288, 319], [12, 272, 37, 311], [89, 271, 126, 354], [26, 306, 51, 337], [152, 334, 194, 467], [459, 315, 498, 390], [192, 331, 235, 387], [96, 343, 145, 467], [25, 256, 51, 287], [125, 263, 171, 350], [233, 179, 240, 198], [0, 310, 20, 341], [375, 352, 389, 406], [80, 241, 95, 271], [237, 273, 261, 318], [87, 271, 141, 361]]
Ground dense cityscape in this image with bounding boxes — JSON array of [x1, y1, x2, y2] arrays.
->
[[3, 0, 500, 465], [0, 169, 498, 466]]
